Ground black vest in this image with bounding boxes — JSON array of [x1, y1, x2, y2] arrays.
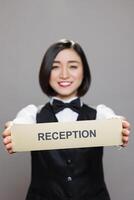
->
[[26, 103, 110, 200]]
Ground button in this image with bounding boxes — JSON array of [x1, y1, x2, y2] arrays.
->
[[67, 159, 72, 164], [67, 176, 72, 182], [67, 192, 73, 198]]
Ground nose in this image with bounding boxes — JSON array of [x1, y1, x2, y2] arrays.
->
[[60, 67, 69, 79]]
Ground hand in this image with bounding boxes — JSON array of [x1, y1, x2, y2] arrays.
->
[[122, 120, 130, 147], [2, 121, 14, 154]]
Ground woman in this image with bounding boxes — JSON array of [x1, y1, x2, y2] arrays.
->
[[2, 39, 130, 200]]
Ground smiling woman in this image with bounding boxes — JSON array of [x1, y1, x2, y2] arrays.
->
[[2, 39, 130, 200]]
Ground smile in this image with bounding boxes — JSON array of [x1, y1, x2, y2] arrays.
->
[[58, 81, 72, 87]]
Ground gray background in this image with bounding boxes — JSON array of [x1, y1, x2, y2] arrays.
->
[[0, 0, 133, 199]]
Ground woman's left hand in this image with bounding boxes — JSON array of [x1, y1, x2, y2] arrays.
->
[[122, 120, 131, 147]]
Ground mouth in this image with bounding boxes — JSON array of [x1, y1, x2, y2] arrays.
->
[[58, 81, 72, 87]]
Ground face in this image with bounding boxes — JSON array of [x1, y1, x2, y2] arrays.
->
[[49, 49, 83, 100]]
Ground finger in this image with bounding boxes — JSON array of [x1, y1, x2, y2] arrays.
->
[[6, 142, 12, 150], [8, 149, 14, 154], [122, 141, 128, 147], [122, 120, 131, 130], [122, 135, 129, 147], [122, 129, 130, 136], [122, 135, 129, 143], [122, 143, 128, 148], [5, 143, 13, 154], [2, 128, 11, 138], [4, 121, 13, 129], [3, 136, 12, 145]]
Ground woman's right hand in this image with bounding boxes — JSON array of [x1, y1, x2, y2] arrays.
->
[[2, 121, 14, 154]]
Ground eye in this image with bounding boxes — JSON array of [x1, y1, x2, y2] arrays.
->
[[70, 65, 78, 69], [51, 65, 59, 70]]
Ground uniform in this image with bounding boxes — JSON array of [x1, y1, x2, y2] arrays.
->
[[26, 102, 110, 200]]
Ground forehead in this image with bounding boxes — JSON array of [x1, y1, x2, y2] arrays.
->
[[54, 48, 81, 62]]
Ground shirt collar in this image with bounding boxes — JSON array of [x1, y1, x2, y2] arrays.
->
[[50, 96, 83, 106]]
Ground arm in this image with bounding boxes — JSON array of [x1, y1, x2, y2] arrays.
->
[[13, 104, 38, 124]]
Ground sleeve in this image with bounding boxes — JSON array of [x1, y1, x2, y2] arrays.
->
[[96, 104, 124, 120], [13, 104, 39, 124]]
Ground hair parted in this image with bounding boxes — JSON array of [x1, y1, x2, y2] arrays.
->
[[39, 39, 91, 97]]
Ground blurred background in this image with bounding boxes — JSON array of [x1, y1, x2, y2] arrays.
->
[[0, 0, 133, 199]]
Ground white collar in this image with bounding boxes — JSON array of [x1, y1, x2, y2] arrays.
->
[[50, 96, 83, 106]]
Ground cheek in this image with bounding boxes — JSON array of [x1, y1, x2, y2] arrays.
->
[[74, 70, 83, 81], [50, 71, 56, 81], [49, 72, 59, 88], [50, 70, 59, 79], [78, 71, 84, 86], [49, 73, 54, 86]]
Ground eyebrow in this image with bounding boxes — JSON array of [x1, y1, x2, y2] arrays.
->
[[68, 60, 81, 64], [53, 60, 81, 64]]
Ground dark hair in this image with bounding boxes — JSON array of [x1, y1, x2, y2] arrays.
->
[[39, 39, 91, 97]]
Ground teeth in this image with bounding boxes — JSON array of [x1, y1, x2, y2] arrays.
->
[[59, 82, 71, 86]]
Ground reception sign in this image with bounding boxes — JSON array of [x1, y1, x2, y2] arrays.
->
[[11, 119, 122, 152]]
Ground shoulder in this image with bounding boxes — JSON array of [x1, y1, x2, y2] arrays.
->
[[13, 104, 42, 124], [82, 103, 123, 120], [96, 104, 123, 120]]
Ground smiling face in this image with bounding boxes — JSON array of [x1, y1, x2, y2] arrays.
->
[[49, 49, 84, 100]]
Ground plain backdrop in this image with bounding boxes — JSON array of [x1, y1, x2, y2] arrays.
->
[[0, 0, 134, 199]]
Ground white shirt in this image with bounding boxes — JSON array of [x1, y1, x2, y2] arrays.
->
[[13, 98, 122, 124]]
